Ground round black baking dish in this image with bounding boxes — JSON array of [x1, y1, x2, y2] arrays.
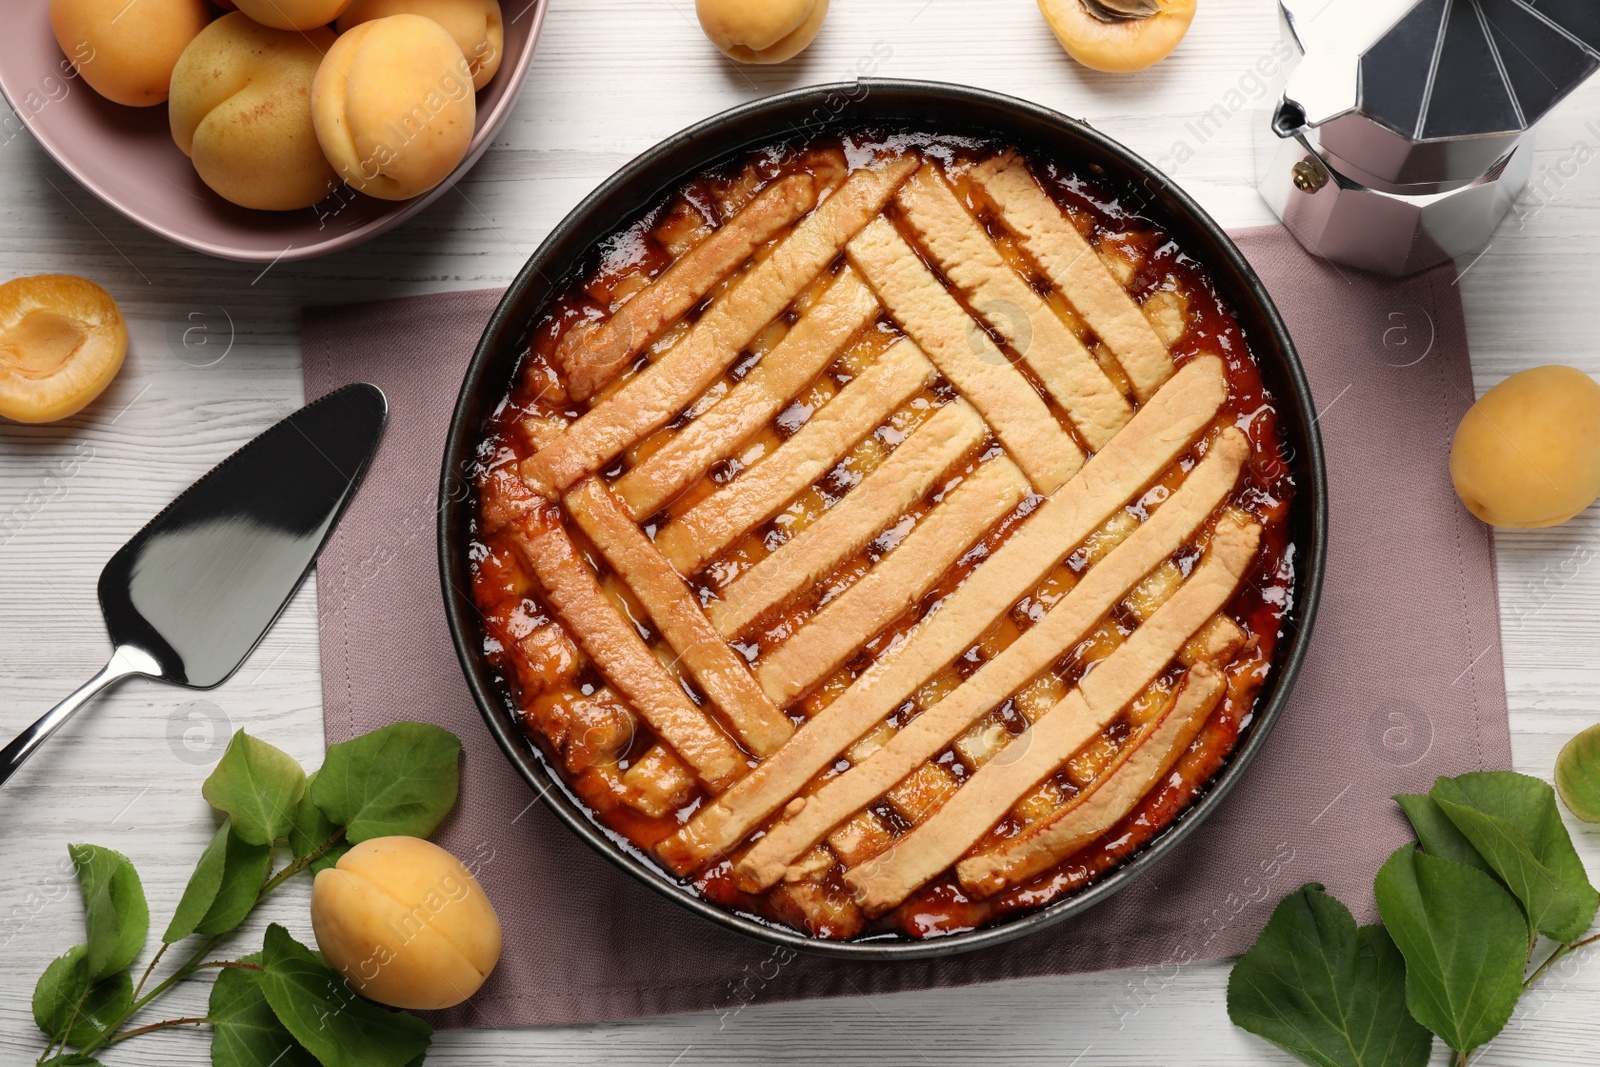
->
[[439, 79, 1328, 960]]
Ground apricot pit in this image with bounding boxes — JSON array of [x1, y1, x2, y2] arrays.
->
[[1038, 0, 1196, 73]]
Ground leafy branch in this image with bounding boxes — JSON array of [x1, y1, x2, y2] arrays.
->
[[1228, 766, 1600, 1067], [30, 722, 462, 1067]]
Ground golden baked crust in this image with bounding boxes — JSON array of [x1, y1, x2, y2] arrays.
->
[[468, 134, 1297, 941]]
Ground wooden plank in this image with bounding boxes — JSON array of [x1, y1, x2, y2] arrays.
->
[[971, 152, 1176, 402], [611, 267, 881, 519], [559, 174, 819, 401], [896, 163, 1132, 448], [750, 453, 1028, 704], [654, 356, 1228, 873], [521, 157, 918, 497], [846, 216, 1082, 492], [564, 477, 793, 756], [710, 398, 990, 643], [653, 338, 935, 574], [842, 517, 1262, 917]]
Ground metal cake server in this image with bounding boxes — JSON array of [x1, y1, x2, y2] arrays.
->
[[0, 382, 388, 787]]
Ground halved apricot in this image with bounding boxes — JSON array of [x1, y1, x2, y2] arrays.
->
[[0, 275, 127, 424], [1038, 0, 1196, 73]]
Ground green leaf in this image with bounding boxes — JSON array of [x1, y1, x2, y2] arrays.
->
[[32, 945, 132, 1049], [1227, 884, 1431, 1067], [257, 924, 431, 1067], [1430, 772, 1599, 943], [1556, 722, 1600, 822], [1394, 795, 1492, 873], [67, 844, 148, 980], [209, 953, 318, 1067], [289, 771, 349, 875], [164, 821, 272, 943], [41, 1055, 105, 1066], [203, 733, 308, 847], [312, 723, 462, 843], [1373, 845, 1525, 1055]]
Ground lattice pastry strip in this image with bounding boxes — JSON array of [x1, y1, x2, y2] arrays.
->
[[842, 515, 1264, 916], [563, 477, 794, 756], [484, 470, 746, 792], [557, 173, 821, 401], [655, 355, 1229, 874], [894, 162, 1134, 449], [732, 423, 1250, 891], [969, 152, 1177, 402], [522, 155, 918, 497], [749, 452, 1031, 704], [712, 398, 988, 640], [654, 336, 936, 574], [846, 216, 1082, 494], [612, 265, 881, 521]]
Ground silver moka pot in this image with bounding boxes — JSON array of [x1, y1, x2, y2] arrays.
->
[[1259, 0, 1599, 275]]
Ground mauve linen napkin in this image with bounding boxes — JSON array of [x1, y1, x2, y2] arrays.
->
[[302, 225, 1511, 1029]]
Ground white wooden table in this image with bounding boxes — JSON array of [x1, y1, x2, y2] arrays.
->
[[3, 0, 1599, 1063]]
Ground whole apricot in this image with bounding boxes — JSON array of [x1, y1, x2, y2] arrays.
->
[[0, 275, 127, 424], [169, 14, 339, 211], [312, 14, 477, 201], [696, 0, 829, 64], [337, 0, 504, 90], [311, 837, 502, 1010], [1451, 365, 1600, 528], [232, 0, 352, 31], [1038, 0, 1196, 73], [49, 0, 211, 107]]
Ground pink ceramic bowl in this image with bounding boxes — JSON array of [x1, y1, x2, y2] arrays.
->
[[0, 1, 547, 262]]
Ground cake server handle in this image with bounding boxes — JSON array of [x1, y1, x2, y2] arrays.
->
[[0, 645, 161, 788]]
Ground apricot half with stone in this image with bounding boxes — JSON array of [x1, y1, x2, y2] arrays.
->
[[1038, 0, 1196, 73], [0, 275, 127, 424], [311, 836, 502, 1010], [49, 0, 211, 107], [313, 14, 478, 201], [232, 0, 353, 31], [1450, 365, 1600, 528], [337, 0, 505, 90], [696, 0, 830, 64], [170, 14, 339, 211]]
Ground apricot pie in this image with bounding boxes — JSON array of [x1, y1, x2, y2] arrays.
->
[[470, 134, 1296, 940]]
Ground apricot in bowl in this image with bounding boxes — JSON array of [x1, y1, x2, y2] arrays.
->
[[338, 0, 506, 91], [169, 14, 340, 212], [313, 14, 478, 201], [232, 0, 353, 31], [0, 275, 127, 424], [49, 0, 211, 107], [1451, 365, 1600, 528]]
